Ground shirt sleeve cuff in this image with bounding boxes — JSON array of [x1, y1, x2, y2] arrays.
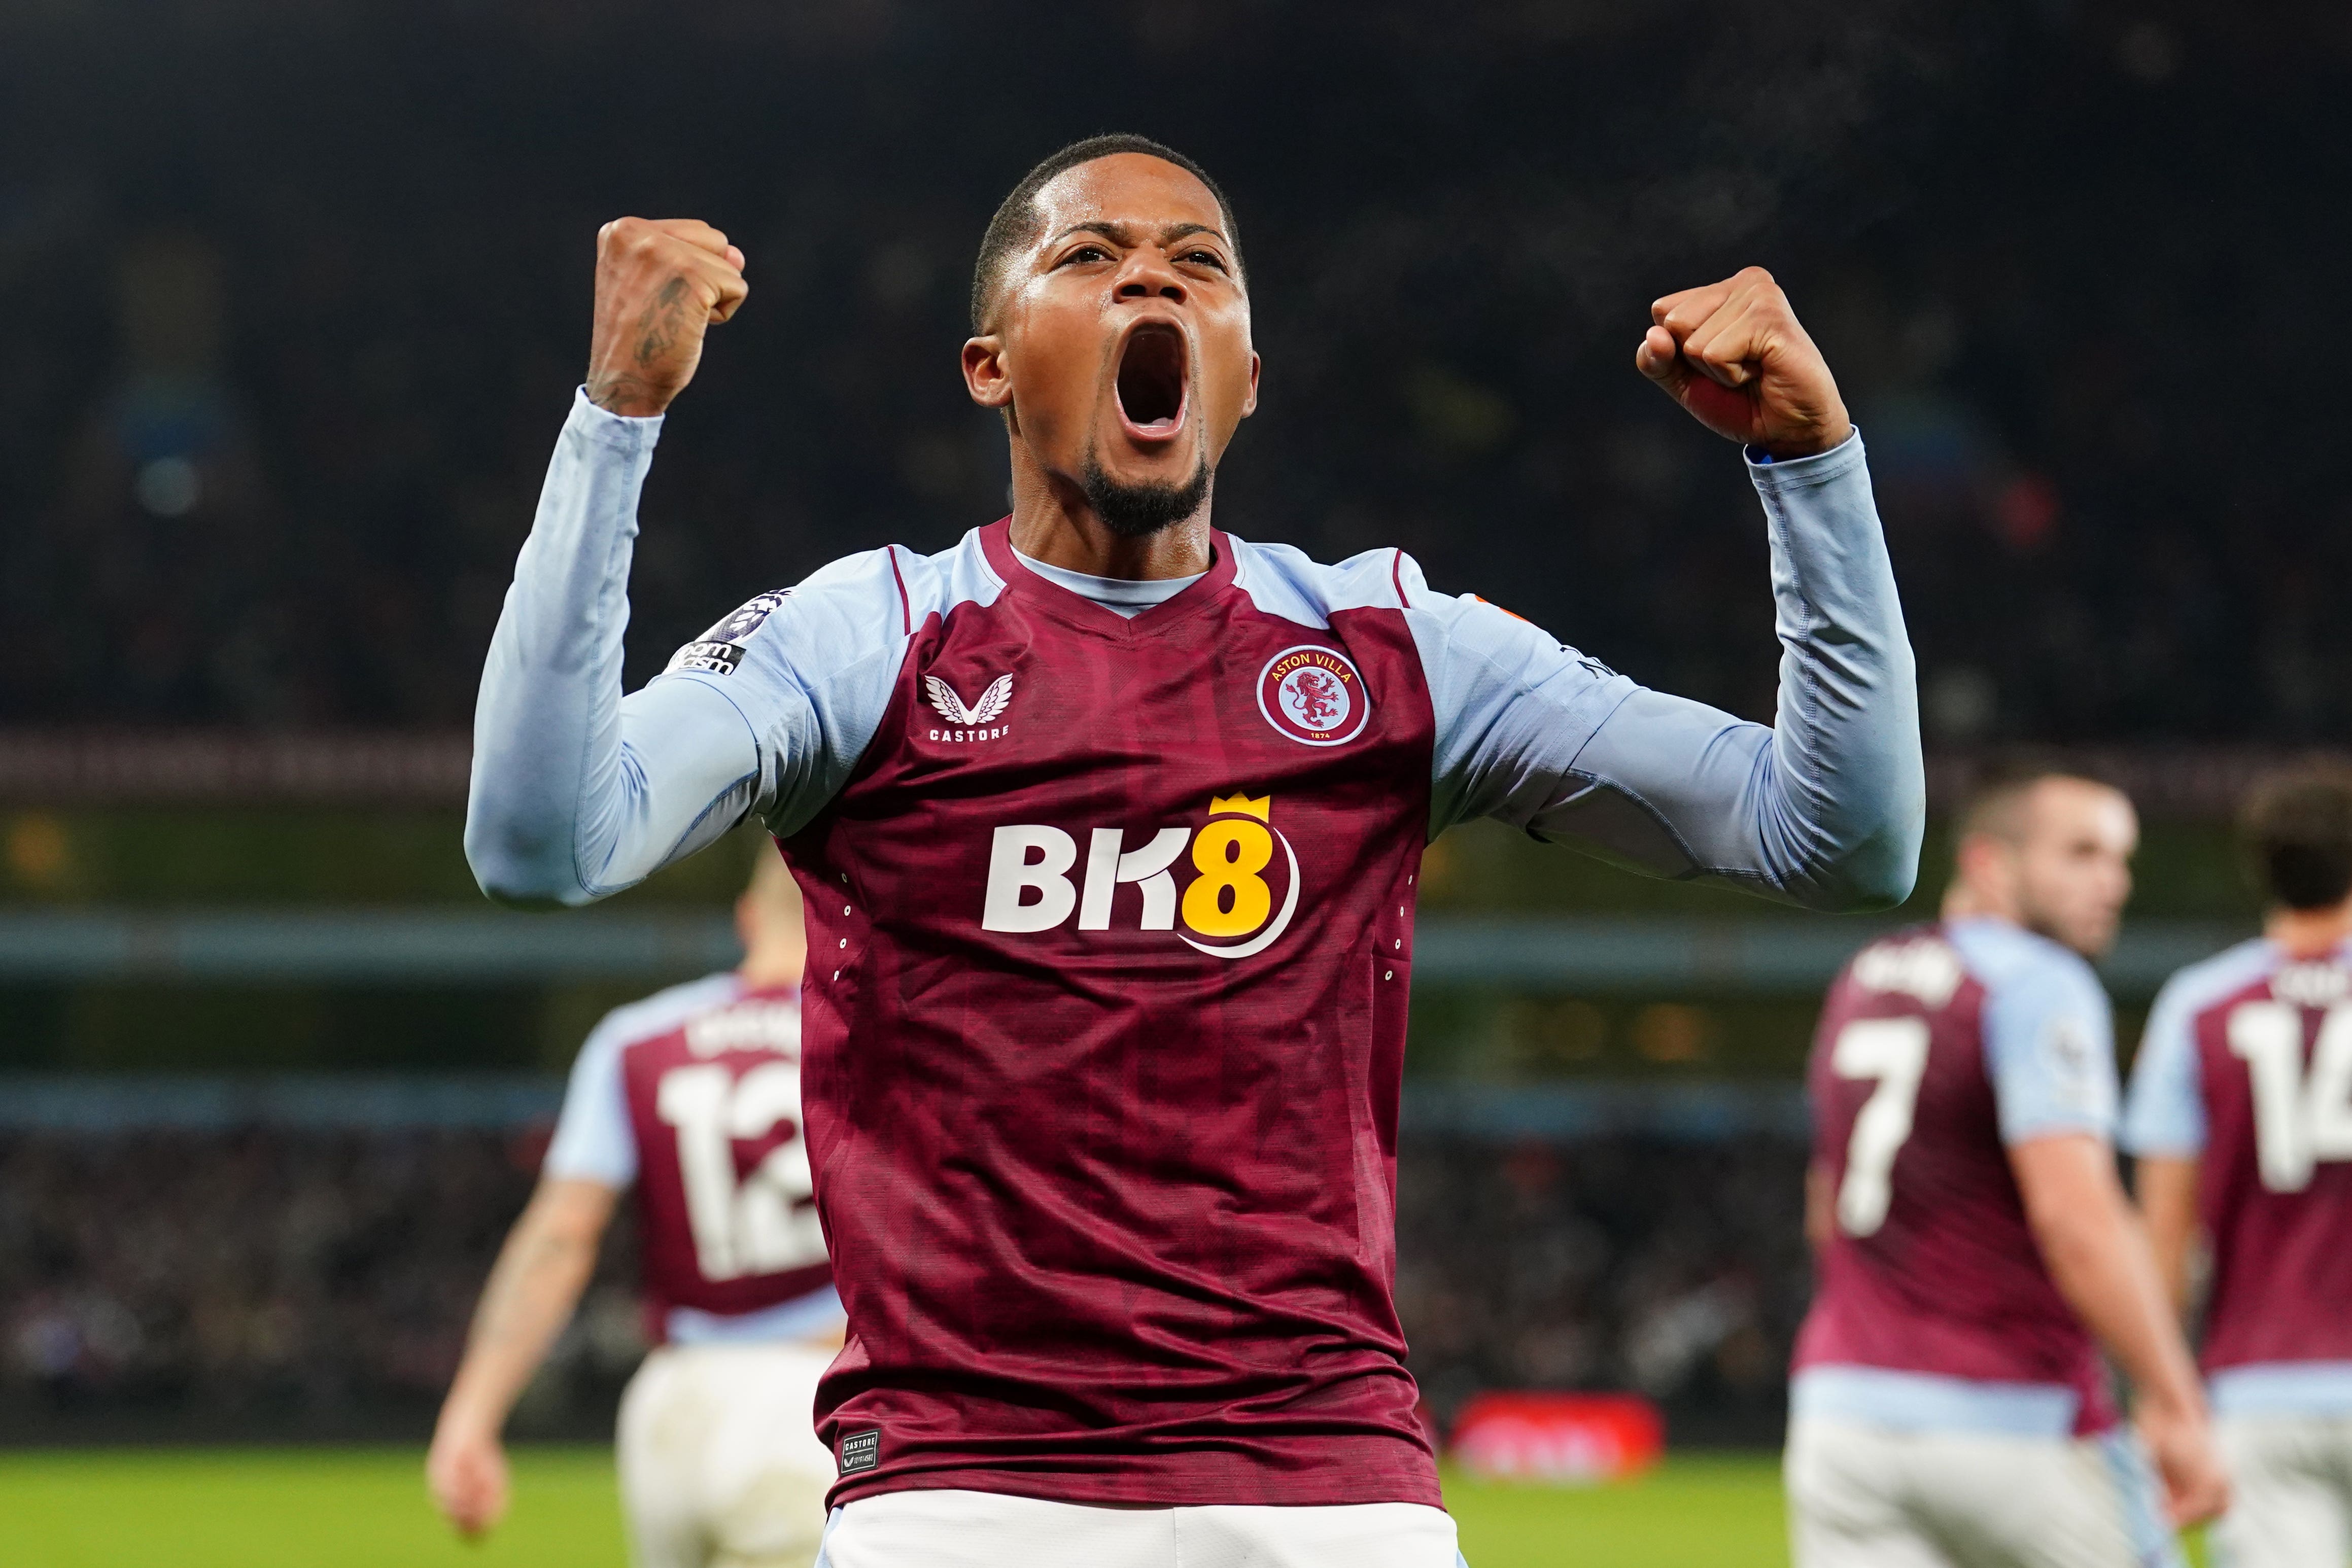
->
[[567, 385, 666, 455], [1999, 1112, 2115, 1147], [1744, 427, 1864, 486], [2117, 1125, 2207, 1160]]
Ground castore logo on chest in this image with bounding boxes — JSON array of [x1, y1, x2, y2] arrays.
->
[[923, 672, 1014, 743]]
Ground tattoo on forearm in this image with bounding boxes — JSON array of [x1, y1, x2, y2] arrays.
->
[[586, 276, 694, 414], [586, 372, 656, 414], [467, 1227, 589, 1355]]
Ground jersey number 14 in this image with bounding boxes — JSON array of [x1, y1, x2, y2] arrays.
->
[[656, 1062, 829, 1282], [2228, 1001, 2352, 1193]]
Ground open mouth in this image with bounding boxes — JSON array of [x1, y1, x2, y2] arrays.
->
[[1114, 323, 1189, 440]]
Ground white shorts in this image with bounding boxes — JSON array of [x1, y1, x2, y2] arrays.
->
[[811, 1487, 1465, 1568], [616, 1340, 841, 1568], [2210, 1412, 2352, 1568], [1784, 1414, 2177, 1568]]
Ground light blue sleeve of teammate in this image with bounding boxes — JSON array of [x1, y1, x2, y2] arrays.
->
[[1410, 431, 1923, 912], [464, 392, 903, 905], [1982, 946, 2121, 1144], [542, 1011, 638, 1188], [2120, 973, 2209, 1158]]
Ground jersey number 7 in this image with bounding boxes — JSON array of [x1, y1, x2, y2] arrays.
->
[[1830, 1017, 1932, 1237]]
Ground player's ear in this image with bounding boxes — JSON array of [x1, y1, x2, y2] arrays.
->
[[962, 335, 1013, 409], [1241, 351, 1260, 419]]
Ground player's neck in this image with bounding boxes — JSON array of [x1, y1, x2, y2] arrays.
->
[[1940, 886, 2012, 927], [1003, 450, 1213, 581], [738, 944, 805, 991], [2265, 900, 2352, 960]]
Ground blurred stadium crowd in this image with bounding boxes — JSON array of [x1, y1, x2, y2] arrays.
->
[[0, 1128, 635, 1432], [4, 1, 2348, 741], [1399, 1136, 1804, 1438], [0, 1128, 1802, 1438]]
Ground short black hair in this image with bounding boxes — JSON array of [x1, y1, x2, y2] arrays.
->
[[1955, 752, 2122, 846], [969, 133, 1242, 332], [2241, 768, 2352, 910]]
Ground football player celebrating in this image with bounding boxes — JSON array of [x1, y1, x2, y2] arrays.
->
[[429, 847, 840, 1568], [2126, 770, 2352, 1567], [1788, 766, 2227, 1568], [465, 134, 1922, 1566]]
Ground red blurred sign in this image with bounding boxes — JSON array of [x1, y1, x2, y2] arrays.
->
[[1448, 1391, 1664, 1483]]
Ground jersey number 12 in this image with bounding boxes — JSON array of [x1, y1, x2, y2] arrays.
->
[[656, 1062, 829, 1281]]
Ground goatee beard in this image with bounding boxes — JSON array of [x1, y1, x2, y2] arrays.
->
[[1078, 448, 1212, 539]]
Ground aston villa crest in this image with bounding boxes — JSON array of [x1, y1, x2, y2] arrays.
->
[[1257, 646, 1369, 747]]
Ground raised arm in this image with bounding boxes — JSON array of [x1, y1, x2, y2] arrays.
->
[[1420, 270, 1921, 911], [467, 220, 795, 907]]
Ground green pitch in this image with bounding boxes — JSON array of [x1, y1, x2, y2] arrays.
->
[[3, 1444, 2220, 1567], [0, 1447, 1794, 1567]]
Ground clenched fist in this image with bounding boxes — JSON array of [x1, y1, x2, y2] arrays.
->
[[1636, 266, 1851, 460], [585, 218, 749, 418]]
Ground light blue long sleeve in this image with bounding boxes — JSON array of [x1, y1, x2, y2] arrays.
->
[[465, 395, 772, 905], [468, 397, 1921, 914], [1411, 431, 1923, 911]]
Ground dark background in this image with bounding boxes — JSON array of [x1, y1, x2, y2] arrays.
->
[[7, 0, 2347, 739], [2, 0, 2345, 1446]]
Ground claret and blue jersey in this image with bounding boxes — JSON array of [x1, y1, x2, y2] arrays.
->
[[1796, 918, 2124, 1439], [2123, 938, 2352, 1418], [545, 971, 846, 1348], [467, 390, 1922, 1509]]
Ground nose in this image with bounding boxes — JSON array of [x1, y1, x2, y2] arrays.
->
[[1114, 250, 1187, 306]]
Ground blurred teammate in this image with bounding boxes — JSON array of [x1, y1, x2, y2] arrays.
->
[[464, 133, 1923, 1565], [2125, 770, 2352, 1567], [1788, 765, 2227, 1568], [429, 847, 839, 1568]]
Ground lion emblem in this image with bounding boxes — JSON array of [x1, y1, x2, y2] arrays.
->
[[1282, 668, 1348, 731]]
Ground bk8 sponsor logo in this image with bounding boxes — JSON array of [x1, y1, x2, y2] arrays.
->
[[981, 792, 1301, 960]]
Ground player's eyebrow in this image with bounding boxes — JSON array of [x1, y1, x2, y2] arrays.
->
[[1053, 220, 1136, 248], [1052, 220, 1229, 250]]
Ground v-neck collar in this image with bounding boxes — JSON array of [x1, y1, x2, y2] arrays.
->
[[979, 518, 1237, 638]]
